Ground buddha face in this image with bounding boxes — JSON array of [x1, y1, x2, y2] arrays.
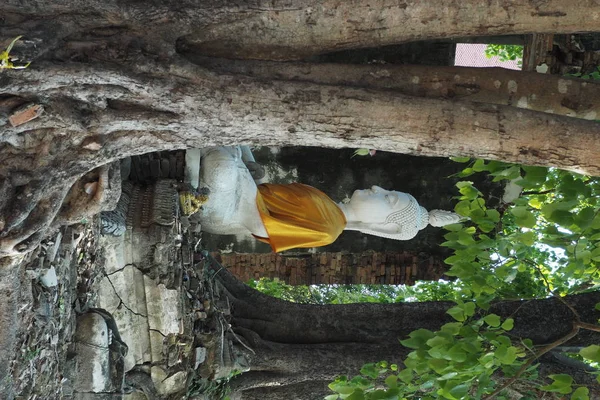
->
[[346, 185, 412, 223]]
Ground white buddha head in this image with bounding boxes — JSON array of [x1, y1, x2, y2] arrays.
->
[[340, 185, 460, 240]]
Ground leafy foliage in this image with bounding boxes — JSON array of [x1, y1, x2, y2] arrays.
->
[[327, 308, 527, 400], [248, 278, 473, 305], [445, 160, 600, 298], [247, 157, 600, 400], [566, 66, 600, 81], [324, 160, 600, 399], [484, 44, 523, 68]]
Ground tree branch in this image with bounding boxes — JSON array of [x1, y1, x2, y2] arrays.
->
[[483, 323, 582, 400], [485, 293, 600, 399], [575, 321, 600, 333], [189, 56, 600, 121]]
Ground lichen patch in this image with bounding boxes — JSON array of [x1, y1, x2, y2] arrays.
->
[[557, 79, 572, 94]]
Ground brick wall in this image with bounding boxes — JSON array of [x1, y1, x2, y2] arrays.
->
[[215, 251, 446, 286]]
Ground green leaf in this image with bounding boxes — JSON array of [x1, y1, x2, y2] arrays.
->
[[571, 387, 590, 400], [522, 166, 548, 186], [550, 210, 575, 228], [457, 181, 481, 200], [501, 318, 514, 331], [448, 383, 470, 399], [495, 345, 518, 365], [400, 329, 435, 350], [352, 148, 370, 157], [469, 159, 485, 172], [444, 223, 464, 232], [486, 209, 501, 222], [575, 207, 596, 230], [440, 322, 463, 335], [438, 381, 470, 400], [455, 200, 472, 217], [446, 303, 475, 322], [447, 306, 466, 321], [345, 388, 366, 400], [371, 388, 400, 400], [520, 231, 536, 246], [398, 368, 413, 384], [350, 375, 372, 388], [491, 165, 521, 181], [479, 352, 495, 368], [428, 344, 449, 359], [427, 358, 449, 374], [511, 206, 537, 228], [447, 344, 467, 362], [463, 302, 476, 317], [579, 345, 600, 363], [540, 374, 574, 394], [325, 395, 339, 400], [384, 375, 398, 389], [483, 314, 501, 327], [360, 363, 379, 379], [427, 335, 450, 347], [329, 381, 356, 395], [451, 157, 471, 163]]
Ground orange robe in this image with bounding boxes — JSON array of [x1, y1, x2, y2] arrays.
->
[[254, 183, 347, 253]]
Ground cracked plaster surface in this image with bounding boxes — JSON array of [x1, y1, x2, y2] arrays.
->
[[95, 235, 182, 372]]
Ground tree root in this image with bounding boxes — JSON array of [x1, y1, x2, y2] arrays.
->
[[124, 368, 159, 400], [0, 181, 71, 256], [0, 162, 121, 257], [55, 161, 122, 226]]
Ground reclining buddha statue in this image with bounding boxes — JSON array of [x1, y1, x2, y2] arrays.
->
[[196, 146, 460, 253]]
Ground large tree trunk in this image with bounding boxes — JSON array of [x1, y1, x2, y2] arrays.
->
[[4, 0, 599, 61], [180, 0, 600, 60], [210, 266, 600, 399], [192, 56, 600, 120]]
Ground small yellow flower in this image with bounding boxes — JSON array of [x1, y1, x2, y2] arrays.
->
[[1, 36, 31, 70]]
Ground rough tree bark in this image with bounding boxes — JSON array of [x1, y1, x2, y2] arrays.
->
[[4, 0, 600, 61], [180, 0, 600, 60], [211, 266, 600, 399], [192, 56, 600, 120]]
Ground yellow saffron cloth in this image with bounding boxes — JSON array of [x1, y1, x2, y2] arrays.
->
[[254, 183, 347, 253]]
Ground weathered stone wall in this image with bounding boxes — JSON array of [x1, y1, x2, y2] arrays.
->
[[216, 251, 446, 286]]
